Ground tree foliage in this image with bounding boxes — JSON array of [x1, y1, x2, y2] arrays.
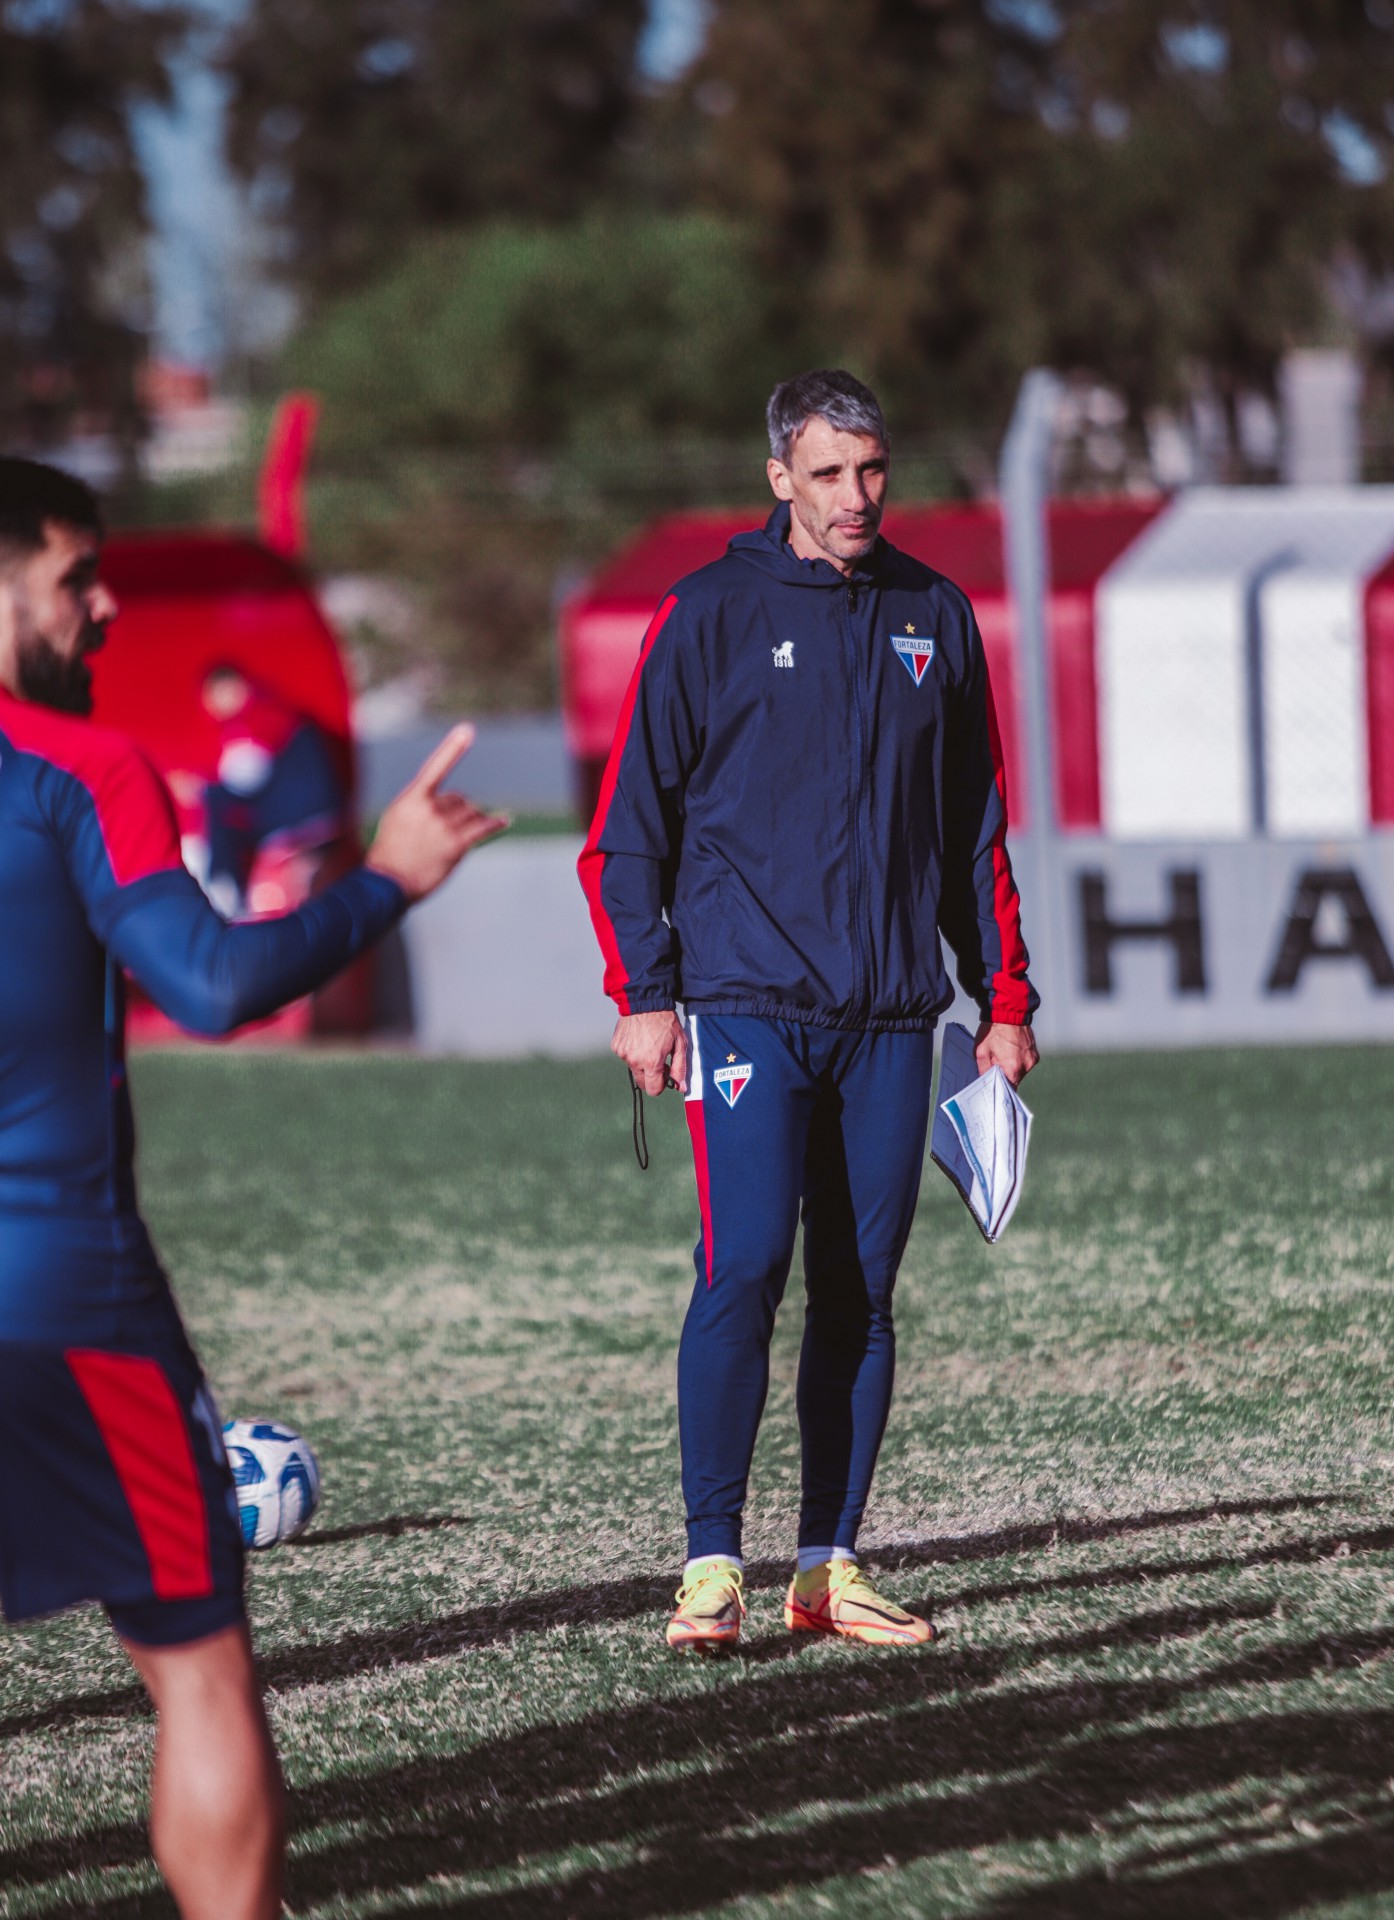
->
[[682, 0, 1394, 429], [223, 0, 1394, 503], [221, 0, 649, 300], [283, 211, 786, 460], [0, 0, 184, 447]]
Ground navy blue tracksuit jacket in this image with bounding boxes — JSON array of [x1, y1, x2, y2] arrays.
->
[[0, 689, 405, 1631], [0, 690, 404, 1345], [579, 502, 1037, 1031]]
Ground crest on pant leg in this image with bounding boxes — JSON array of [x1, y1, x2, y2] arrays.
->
[[712, 1062, 754, 1108]]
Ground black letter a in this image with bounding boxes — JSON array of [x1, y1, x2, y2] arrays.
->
[[1266, 868, 1394, 992]]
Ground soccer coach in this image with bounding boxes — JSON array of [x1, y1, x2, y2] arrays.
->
[[580, 369, 1038, 1654]]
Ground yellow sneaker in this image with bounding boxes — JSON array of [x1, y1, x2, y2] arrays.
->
[[666, 1558, 745, 1654], [785, 1558, 933, 1646]]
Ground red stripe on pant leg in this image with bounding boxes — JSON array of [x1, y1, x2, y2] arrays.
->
[[685, 1100, 715, 1288], [65, 1350, 213, 1600]]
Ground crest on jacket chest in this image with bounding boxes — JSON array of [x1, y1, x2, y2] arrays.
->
[[890, 625, 935, 686]]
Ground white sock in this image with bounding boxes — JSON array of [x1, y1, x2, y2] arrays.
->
[[797, 1545, 857, 1574], [685, 1553, 743, 1580]]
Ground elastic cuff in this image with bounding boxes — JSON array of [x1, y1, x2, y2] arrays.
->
[[987, 1004, 1034, 1027]]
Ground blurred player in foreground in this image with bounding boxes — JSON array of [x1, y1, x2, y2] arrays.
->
[[0, 458, 506, 1920], [581, 370, 1038, 1655]]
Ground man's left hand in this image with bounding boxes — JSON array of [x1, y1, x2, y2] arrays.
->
[[974, 1021, 1038, 1087]]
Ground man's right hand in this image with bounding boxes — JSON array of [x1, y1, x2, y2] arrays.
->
[[366, 723, 509, 903], [612, 1009, 688, 1095]]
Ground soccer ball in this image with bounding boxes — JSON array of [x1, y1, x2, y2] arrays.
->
[[222, 1419, 321, 1549]]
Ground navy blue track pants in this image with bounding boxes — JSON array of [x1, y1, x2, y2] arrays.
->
[[679, 1013, 934, 1561]]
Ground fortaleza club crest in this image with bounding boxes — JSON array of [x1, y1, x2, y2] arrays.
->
[[891, 626, 936, 686], [713, 1060, 754, 1108]]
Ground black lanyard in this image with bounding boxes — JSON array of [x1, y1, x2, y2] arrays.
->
[[629, 1071, 649, 1171]]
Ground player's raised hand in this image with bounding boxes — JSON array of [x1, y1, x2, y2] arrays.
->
[[366, 723, 509, 903]]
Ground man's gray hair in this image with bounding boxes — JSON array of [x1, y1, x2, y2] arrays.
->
[[766, 369, 889, 465]]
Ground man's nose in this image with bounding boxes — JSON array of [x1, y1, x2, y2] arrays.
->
[[90, 581, 119, 623]]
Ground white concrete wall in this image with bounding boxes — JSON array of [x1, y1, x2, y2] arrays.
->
[[395, 826, 1394, 1058], [1260, 573, 1368, 837], [1099, 573, 1252, 838], [403, 835, 615, 1057], [399, 835, 984, 1059]]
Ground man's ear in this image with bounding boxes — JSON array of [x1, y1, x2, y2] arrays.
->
[[767, 457, 794, 501], [0, 575, 20, 693], [0, 570, 18, 654]]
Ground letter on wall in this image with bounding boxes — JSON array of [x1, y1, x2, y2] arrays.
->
[[1079, 870, 1207, 995], [1266, 868, 1394, 992]]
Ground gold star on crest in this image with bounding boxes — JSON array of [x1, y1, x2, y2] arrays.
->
[[727, 1053, 737, 1064], [905, 622, 916, 634]]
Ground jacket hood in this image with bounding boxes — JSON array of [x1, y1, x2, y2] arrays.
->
[[727, 501, 885, 588]]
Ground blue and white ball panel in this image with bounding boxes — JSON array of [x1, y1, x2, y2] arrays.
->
[[222, 1418, 321, 1549]]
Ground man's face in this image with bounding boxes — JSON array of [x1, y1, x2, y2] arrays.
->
[[2, 520, 116, 715], [767, 417, 889, 572]]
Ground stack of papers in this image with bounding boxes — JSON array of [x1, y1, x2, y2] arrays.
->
[[930, 1022, 1033, 1243]]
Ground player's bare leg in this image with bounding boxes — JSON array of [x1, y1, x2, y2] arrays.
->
[[120, 1622, 285, 1920]]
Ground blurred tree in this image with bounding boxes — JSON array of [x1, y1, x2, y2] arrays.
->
[[0, 0, 184, 454], [682, 0, 1394, 437], [1040, 0, 1394, 429], [221, 0, 649, 301], [282, 210, 786, 457], [270, 209, 795, 710], [669, 0, 1057, 433]]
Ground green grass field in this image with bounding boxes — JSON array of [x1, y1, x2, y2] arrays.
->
[[4, 1046, 1394, 1918]]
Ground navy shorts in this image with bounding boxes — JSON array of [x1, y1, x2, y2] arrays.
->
[[0, 1328, 245, 1646]]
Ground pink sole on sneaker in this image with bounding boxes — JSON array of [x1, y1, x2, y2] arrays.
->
[[784, 1597, 933, 1645]]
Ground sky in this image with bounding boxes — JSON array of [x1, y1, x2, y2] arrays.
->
[[134, 0, 710, 371]]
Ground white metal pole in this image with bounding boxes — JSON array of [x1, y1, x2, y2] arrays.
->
[[1000, 369, 1066, 1043]]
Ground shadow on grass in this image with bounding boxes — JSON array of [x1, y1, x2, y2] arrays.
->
[[0, 1492, 1358, 1742], [19, 1604, 1394, 1915], [973, 1820, 1394, 1919], [12, 1493, 1394, 1920], [292, 1512, 475, 1548], [278, 1614, 1394, 1920], [875, 1491, 1345, 1574], [0, 1595, 1304, 1905]]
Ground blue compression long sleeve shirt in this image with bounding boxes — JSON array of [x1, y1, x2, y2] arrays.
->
[[0, 689, 406, 1342]]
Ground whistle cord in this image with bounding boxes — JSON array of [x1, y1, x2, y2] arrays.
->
[[629, 1071, 649, 1171]]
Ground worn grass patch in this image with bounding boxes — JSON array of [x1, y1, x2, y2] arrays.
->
[[3, 1046, 1394, 1918]]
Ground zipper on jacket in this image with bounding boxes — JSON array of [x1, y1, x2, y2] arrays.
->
[[843, 581, 871, 1017]]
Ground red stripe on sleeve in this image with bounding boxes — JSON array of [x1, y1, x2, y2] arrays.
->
[[0, 696, 182, 886], [84, 745, 185, 886], [983, 675, 1032, 1022], [577, 594, 679, 1014], [685, 1099, 715, 1287], [65, 1349, 213, 1600]]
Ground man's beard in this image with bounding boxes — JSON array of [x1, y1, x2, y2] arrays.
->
[[15, 625, 96, 715]]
